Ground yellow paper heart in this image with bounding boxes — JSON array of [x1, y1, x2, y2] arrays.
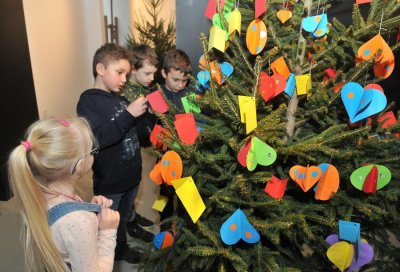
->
[[327, 241, 354, 272], [276, 10, 292, 24]]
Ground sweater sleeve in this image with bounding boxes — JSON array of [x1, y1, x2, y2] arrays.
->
[[77, 94, 137, 148], [51, 210, 117, 272]]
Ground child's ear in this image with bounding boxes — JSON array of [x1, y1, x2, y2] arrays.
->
[[96, 63, 106, 76], [74, 159, 85, 177], [161, 69, 167, 79]]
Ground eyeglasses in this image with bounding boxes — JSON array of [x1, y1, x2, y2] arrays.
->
[[90, 146, 99, 156], [71, 146, 99, 174]]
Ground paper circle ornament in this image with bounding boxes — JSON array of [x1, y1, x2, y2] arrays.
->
[[327, 241, 354, 272], [153, 231, 174, 249], [160, 151, 183, 186], [246, 19, 267, 55], [350, 164, 391, 193]]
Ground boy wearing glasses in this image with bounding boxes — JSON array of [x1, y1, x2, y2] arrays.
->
[[77, 43, 155, 264]]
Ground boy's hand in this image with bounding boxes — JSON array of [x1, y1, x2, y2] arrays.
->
[[91, 195, 113, 209], [127, 96, 148, 117], [97, 208, 120, 230]]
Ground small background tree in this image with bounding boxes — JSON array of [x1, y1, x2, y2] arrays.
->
[[125, 0, 176, 82]]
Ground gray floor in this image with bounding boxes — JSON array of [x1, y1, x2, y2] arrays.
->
[[0, 151, 160, 272]]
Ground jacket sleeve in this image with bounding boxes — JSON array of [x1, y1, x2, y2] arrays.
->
[[77, 95, 137, 148], [136, 110, 158, 147]]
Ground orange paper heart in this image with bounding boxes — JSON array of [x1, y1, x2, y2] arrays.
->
[[276, 10, 292, 24], [289, 165, 322, 192]]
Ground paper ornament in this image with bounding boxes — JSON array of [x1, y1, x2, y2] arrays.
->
[[326, 234, 374, 272], [264, 176, 288, 199], [228, 9, 241, 36], [152, 195, 168, 212], [160, 151, 183, 186], [220, 209, 260, 245], [350, 164, 391, 193], [271, 56, 291, 80], [295, 74, 312, 95], [238, 96, 257, 134], [327, 241, 354, 271], [258, 72, 286, 102], [146, 90, 169, 113], [172, 177, 206, 223], [174, 113, 199, 145], [302, 14, 329, 38], [357, 34, 395, 79], [314, 163, 340, 201], [255, 0, 266, 18], [277, 9, 292, 24], [341, 82, 387, 124], [246, 136, 277, 171], [153, 231, 174, 249], [182, 93, 201, 114], [150, 124, 170, 149], [150, 161, 164, 185], [209, 26, 226, 52], [246, 19, 267, 55], [284, 73, 296, 97], [289, 165, 322, 192]]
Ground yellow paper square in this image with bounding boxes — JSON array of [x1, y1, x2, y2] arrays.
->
[[295, 74, 312, 95], [228, 9, 241, 36], [209, 26, 226, 52], [152, 195, 168, 212], [172, 177, 206, 223], [238, 96, 257, 134]]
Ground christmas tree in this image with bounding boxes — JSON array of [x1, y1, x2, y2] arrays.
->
[[125, 0, 175, 82], [143, 0, 400, 271]]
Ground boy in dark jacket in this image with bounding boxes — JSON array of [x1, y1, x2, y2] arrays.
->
[[77, 43, 153, 264]]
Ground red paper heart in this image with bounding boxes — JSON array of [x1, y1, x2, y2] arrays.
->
[[258, 72, 276, 102]]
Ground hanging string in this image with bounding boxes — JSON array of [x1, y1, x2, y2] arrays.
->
[[236, 0, 240, 9], [316, 0, 321, 15], [379, 10, 384, 35]]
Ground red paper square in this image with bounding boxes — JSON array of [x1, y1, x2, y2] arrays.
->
[[174, 113, 199, 145], [146, 90, 169, 113]]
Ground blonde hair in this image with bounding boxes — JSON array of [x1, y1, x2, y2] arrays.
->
[[8, 116, 95, 272]]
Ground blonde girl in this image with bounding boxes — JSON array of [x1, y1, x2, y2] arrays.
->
[[8, 117, 119, 272]]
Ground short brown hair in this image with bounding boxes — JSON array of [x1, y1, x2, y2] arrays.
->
[[162, 49, 191, 76], [129, 44, 158, 70], [92, 43, 129, 77]]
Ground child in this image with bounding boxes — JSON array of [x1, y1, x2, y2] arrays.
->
[[77, 43, 153, 264], [160, 48, 192, 111], [122, 44, 159, 243], [159, 48, 193, 223], [123, 44, 159, 99], [8, 116, 119, 272]]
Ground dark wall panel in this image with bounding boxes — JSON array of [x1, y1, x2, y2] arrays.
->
[[176, 0, 211, 75], [0, 0, 39, 200]]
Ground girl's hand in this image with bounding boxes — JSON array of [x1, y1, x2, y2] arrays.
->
[[91, 195, 113, 209], [97, 208, 120, 230]]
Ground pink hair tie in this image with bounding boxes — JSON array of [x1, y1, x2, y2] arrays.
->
[[59, 119, 70, 127], [21, 140, 32, 151]]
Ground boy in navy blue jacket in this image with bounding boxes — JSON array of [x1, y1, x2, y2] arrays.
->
[[77, 43, 154, 264]]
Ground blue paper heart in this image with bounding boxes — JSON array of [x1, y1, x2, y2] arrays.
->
[[284, 73, 296, 97], [341, 82, 387, 123], [220, 209, 260, 245], [220, 62, 234, 82], [197, 70, 211, 87], [302, 14, 328, 38]]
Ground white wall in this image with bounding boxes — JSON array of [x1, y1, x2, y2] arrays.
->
[[23, 0, 105, 118]]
